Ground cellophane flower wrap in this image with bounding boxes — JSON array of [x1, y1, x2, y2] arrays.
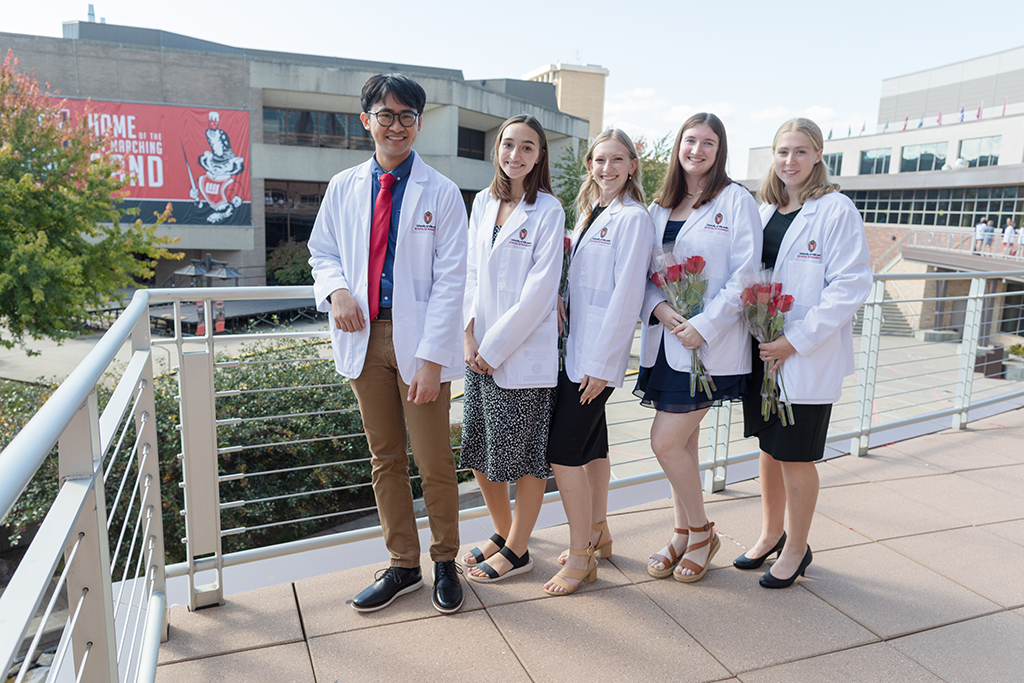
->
[[557, 231, 572, 368], [650, 249, 717, 399], [741, 269, 796, 425]]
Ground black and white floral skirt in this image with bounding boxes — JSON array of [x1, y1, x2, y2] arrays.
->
[[461, 369, 555, 482]]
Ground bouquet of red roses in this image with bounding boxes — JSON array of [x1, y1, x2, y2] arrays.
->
[[741, 269, 795, 425], [651, 251, 717, 399]]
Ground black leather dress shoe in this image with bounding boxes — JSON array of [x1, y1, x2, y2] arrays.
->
[[432, 560, 464, 614], [352, 566, 423, 612]]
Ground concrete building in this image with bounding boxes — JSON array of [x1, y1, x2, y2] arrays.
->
[[523, 63, 609, 139], [745, 45, 1024, 346], [1, 21, 591, 286]]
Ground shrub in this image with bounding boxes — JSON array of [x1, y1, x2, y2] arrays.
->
[[266, 239, 313, 285]]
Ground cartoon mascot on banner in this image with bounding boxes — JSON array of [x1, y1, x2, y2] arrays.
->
[[188, 111, 246, 224]]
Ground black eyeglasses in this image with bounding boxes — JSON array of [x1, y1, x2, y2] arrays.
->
[[365, 110, 420, 128]]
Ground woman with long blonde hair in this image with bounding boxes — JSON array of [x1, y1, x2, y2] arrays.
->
[[734, 118, 871, 588], [543, 129, 654, 595]]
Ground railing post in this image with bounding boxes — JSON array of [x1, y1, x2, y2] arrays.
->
[[952, 276, 985, 430], [132, 309, 169, 641], [702, 403, 730, 493], [59, 392, 118, 683], [178, 332, 225, 610], [851, 280, 884, 456]]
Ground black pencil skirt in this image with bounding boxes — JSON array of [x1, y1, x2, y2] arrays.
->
[[546, 369, 615, 467]]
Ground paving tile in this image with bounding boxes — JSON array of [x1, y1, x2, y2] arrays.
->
[[736, 642, 944, 683], [883, 527, 1024, 608], [489, 584, 730, 682], [891, 611, 1024, 683], [815, 459, 869, 488], [293, 555, 483, 639], [155, 642, 314, 683], [707, 496, 873, 564], [958, 463, 1024, 500], [158, 583, 302, 664], [639, 566, 876, 673], [462, 523, 630, 608], [982, 518, 1024, 547], [877, 473, 1024, 525], [801, 544, 1000, 638], [827, 447, 947, 482], [886, 429, 1021, 470], [814, 481, 965, 540], [307, 610, 530, 683]]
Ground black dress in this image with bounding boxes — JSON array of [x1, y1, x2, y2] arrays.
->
[[741, 208, 832, 462]]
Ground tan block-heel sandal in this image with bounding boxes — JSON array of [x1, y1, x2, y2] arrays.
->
[[558, 521, 613, 565], [544, 545, 597, 596]]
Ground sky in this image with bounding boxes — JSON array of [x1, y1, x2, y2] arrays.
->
[[4, 0, 1024, 179]]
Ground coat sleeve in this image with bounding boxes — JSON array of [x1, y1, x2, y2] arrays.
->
[[307, 177, 350, 313], [463, 192, 486, 330], [580, 208, 655, 381], [477, 201, 564, 369], [784, 198, 872, 356], [639, 204, 666, 324], [688, 187, 762, 346], [415, 182, 469, 369]]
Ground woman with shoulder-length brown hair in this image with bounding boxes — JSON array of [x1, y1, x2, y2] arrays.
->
[[734, 117, 871, 588], [636, 113, 762, 583], [460, 114, 565, 583]]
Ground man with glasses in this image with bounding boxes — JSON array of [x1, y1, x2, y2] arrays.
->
[[308, 73, 468, 614]]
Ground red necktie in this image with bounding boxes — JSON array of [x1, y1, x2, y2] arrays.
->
[[367, 172, 395, 321]]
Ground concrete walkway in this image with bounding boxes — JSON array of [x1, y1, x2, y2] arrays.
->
[[156, 407, 1024, 683]]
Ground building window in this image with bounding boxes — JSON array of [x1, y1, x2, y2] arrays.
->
[[1001, 283, 1024, 335], [262, 108, 373, 150], [264, 180, 329, 248], [959, 136, 1001, 167], [458, 127, 486, 160], [823, 152, 842, 176], [900, 142, 947, 173], [859, 148, 891, 175], [845, 184, 1022, 228]]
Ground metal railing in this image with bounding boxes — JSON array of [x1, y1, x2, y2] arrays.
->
[[1, 272, 1023, 682], [905, 226, 1023, 262]]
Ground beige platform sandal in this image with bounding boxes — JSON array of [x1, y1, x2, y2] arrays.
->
[[674, 521, 720, 583], [648, 528, 688, 579], [544, 546, 597, 596]]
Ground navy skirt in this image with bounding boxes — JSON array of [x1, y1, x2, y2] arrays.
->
[[634, 338, 746, 413]]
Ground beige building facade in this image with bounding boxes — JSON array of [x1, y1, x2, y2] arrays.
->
[[523, 63, 609, 139]]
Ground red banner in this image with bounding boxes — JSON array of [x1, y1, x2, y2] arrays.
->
[[62, 99, 252, 226]]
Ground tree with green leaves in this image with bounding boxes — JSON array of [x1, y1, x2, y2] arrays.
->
[[0, 50, 180, 351]]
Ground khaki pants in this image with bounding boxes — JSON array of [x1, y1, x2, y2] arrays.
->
[[349, 320, 460, 567]]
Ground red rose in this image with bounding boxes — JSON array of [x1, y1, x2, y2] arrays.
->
[[768, 300, 777, 317], [757, 288, 771, 305], [666, 264, 684, 282], [779, 295, 794, 313], [652, 272, 665, 288], [685, 255, 706, 275], [771, 282, 783, 297], [564, 236, 572, 253], [741, 287, 755, 306]]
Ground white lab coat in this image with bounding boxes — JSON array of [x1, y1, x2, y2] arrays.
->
[[564, 197, 655, 387], [639, 182, 762, 375], [307, 152, 468, 384], [464, 189, 564, 389], [760, 191, 872, 404]]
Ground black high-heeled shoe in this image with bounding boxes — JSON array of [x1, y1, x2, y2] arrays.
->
[[759, 545, 812, 589], [733, 531, 787, 570]]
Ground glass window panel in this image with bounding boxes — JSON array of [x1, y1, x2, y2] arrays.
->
[[923, 213, 935, 225], [953, 188, 965, 199], [866, 200, 877, 210], [319, 113, 347, 148], [864, 212, 876, 223], [263, 108, 286, 144], [880, 190, 891, 200], [887, 212, 900, 224], [936, 213, 949, 226], [287, 110, 317, 146], [264, 180, 289, 213], [925, 200, 937, 212], [978, 187, 991, 199], [868, 190, 878, 200], [926, 189, 939, 199], [911, 213, 924, 225], [915, 190, 926, 199], [1004, 186, 1018, 198], [347, 114, 374, 150], [938, 200, 950, 212], [951, 201, 963, 212]]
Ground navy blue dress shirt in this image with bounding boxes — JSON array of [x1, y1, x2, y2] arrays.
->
[[370, 151, 415, 310]]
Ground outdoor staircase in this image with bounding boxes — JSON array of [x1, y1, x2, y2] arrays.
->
[[852, 290, 915, 337]]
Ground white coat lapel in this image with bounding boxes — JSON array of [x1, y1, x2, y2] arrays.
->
[[353, 161, 374, 243], [573, 197, 620, 258], [489, 199, 534, 258], [395, 155, 426, 249], [774, 196, 819, 270]]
